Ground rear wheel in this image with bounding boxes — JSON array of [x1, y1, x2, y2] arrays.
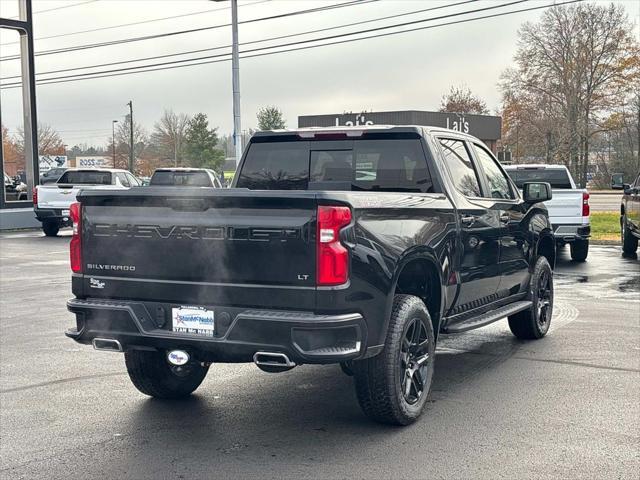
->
[[621, 215, 638, 254], [42, 220, 59, 237], [570, 239, 589, 262], [508, 256, 553, 340], [124, 350, 209, 399], [352, 295, 435, 425]]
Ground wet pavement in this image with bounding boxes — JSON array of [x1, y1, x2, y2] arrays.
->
[[0, 232, 638, 479]]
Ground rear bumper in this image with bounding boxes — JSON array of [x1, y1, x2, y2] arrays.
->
[[66, 298, 368, 364], [552, 224, 590, 243], [34, 207, 72, 225]]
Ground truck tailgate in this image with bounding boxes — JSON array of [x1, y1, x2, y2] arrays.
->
[[36, 184, 82, 209], [545, 190, 586, 225], [78, 188, 320, 307]]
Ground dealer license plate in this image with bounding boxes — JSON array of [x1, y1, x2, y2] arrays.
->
[[172, 306, 214, 337]]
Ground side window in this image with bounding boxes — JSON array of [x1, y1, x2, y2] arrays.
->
[[117, 173, 130, 187], [472, 144, 514, 199], [125, 173, 139, 186], [438, 138, 482, 197]]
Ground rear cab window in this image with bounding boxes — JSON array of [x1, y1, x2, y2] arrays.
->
[[150, 171, 213, 187], [58, 171, 112, 185], [506, 168, 573, 189], [236, 134, 434, 192]]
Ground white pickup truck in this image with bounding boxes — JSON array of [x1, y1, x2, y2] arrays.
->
[[34, 168, 142, 236], [504, 164, 590, 261]]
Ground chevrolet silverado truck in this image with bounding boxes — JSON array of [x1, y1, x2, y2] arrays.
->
[[34, 168, 142, 236], [504, 164, 590, 261], [65, 126, 556, 425]]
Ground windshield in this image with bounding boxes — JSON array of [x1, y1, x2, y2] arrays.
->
[[150, 171, 213, 186], [57, 171, 112, 185], [236, 136, 433, 192], [506, 169, 572, 189]]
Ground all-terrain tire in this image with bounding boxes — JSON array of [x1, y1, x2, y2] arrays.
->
[[124, 349, 209, 399], [570, 239, 589, 262], [621, 215, 638, 254], [352, 294, 435, 426], [508, 256, 553, 340], [42, 220, 60, 237]]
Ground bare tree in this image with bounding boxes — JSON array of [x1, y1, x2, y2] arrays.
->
[[500, 3, 639, 185], [16, 122, 65, 155], [114, 114, 148, 171], [439, 85, 489, 115], [150, 109, 190, 167]]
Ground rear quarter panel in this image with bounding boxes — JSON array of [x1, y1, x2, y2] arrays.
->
[[316, 191, 457, 348]]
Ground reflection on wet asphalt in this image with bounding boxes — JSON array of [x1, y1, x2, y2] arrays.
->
[[554, 245, 640, 301]]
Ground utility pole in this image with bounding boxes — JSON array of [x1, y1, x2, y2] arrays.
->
[[231, 0, 242, 163], [127, 100, 134, 172], [112, 120, 118, 168]]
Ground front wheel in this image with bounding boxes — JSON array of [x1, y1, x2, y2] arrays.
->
[[508, 256, 553, 340], [621, 215, 638, 254], [570, 239, 589, 262], [352, 295, 435, 426], [124, 350, 209, 399]]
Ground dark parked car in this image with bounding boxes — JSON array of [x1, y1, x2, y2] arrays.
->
[[39, 167, 67, 185], [65, 126, 556, 425], [621, 171, 640, 254], [149, 168, 223, 188]]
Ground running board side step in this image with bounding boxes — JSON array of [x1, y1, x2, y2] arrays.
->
[[442, 301, 532, 334]]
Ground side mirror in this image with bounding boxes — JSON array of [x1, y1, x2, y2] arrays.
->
[[623, 184, 633, 195], [523, 182, 552, 203]]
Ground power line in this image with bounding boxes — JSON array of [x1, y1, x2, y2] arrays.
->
[[1, 0, 524, 83], [1, 0, 478, 81], [0, 0, 582, 90], [0, 0, 377, 61], [6, 0, 99, 19], [0, 0, 270, 46]]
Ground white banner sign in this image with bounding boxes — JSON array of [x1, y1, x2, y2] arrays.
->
[[76, 156, 110, 168], [39, 155, 68, 172]]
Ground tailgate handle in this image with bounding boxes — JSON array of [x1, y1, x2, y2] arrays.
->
[[167, 198, 209, 211]]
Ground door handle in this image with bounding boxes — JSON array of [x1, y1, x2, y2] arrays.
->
[[460, 215, 476, 227], [500, 212, 510, 224]]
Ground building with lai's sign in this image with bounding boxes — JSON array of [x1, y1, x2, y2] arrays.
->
[[298, 110, 502, 153]]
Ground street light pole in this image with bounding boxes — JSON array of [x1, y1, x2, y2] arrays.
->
[[112, 120, 118, 168], [127, 100, 134, 172], [230, 0, 242, 164]]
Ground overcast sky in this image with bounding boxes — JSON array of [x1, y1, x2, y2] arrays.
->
[[1, 0, 638, 148]]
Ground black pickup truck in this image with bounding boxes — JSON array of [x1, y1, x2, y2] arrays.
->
[[66, 126, 556, 425]]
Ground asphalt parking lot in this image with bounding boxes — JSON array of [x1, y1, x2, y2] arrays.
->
[[1, 231, 638, 479]]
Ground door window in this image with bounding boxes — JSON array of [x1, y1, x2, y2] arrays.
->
[[116, 173, 130, 187], [438, 139, 482, 197], [473, 144, 514, 200], [125, 173, 139, 186]]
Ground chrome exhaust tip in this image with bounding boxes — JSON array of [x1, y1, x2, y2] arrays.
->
[[253, 351, 296, 373], [92, 338, 123, 352]]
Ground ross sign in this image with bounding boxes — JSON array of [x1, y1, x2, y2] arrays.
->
[[298, 110, 502, 141], [76, 156, 110, 168], [38, 155, 67, 173]]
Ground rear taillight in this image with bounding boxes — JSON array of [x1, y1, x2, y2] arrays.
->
[[70, 202, 82, 273], [582, 192, 590, 217], [32, 187, 37, 206], [317, 205, 351, 286]]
